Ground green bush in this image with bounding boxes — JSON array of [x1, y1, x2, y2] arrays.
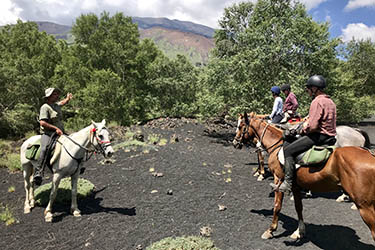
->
[[0, 204, 17, 226], [147, 236, 220, 250], [2, 103, 37, 137], [0, 153, 21, 172], [35, 177, 95, 206]]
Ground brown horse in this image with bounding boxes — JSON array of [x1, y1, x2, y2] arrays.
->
[[233, 113, 307, 181], [234, 112, 375, 241]]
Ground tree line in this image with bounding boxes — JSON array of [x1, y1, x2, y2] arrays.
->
[[1, 0, 374, 138]]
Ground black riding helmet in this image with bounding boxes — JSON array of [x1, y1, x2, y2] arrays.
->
[[280, 84, 290, 92], [306, 75, 326, 89]]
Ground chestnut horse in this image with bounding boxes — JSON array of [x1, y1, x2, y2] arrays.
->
[[233, 114, 308, 181], [234, 112, 375, 241]]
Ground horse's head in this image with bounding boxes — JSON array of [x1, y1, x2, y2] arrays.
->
[[233, 112, 257, 149], [90, 119, 114, 158]]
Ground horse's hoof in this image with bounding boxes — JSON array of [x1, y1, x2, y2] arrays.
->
[[290, 229, 303, 240], [253, 172, 260, 177], [290, 195, 294, 201], [257, 175, 264, 181], [30, 200, 35, 208], [72, 210, 81, 217], [45, 212, 53, 222], [24, 207, 31, 214], [261, 230, 274, 239], [351, 203, 358, 210], [336, 194, 349, 203]]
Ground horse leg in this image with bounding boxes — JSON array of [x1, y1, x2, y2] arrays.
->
[[290, 187, 305, 239], [23, 164, 34, 214], [70, 172, 81, 217], [262, 186, 284, 239], [257, 151, 265, 181], [44, 173, 62, 222], [358, 206, 375, 240]]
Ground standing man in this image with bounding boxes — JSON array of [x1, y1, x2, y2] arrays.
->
[[280, 84, 299, 122], [271, 75, 336, 194], [33, 88, 73, 185]]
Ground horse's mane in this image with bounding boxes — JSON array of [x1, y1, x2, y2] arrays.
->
[[249, 112, 283, 135]]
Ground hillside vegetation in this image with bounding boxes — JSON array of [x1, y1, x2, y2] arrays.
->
[[35, 17, 215, 64], [1, 0, 374, 139]]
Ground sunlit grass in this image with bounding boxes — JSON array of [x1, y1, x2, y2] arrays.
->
[[34, 177, 95, 206], [147, 236, 220, 250], [0, 204, 17, 226]]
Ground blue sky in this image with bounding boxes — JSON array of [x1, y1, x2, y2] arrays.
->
[[1, 0, 375, 42], [309, 0, 375, 42]]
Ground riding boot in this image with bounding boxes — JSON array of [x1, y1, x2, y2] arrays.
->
[[270, 157, 295, 195], [34, 148, 47, 186], [33, 162, 44, 186]]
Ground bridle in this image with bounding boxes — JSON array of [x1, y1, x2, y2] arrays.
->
[[235, 116, 283, 154], [60, 126, 112, 164], [89, 127, 112, 156]]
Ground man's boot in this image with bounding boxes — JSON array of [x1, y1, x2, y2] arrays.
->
[[270, 157, 295, 195], [33, 156, 46, 186], [33, 166, 43, 186]]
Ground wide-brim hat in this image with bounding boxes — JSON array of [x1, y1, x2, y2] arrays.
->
[[44, 88, 61, 98]]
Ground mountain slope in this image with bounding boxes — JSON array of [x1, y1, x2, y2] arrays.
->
[[34, 17, 215, 64]]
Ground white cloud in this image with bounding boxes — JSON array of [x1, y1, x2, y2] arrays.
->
[[298, 0, 328, 10], [0, 0, 335, 28], [341, 23, 375, 42], [345, 0, 375, 11], [0, 0, 23, 25]]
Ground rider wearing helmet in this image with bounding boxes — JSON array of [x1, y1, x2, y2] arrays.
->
[[280, 84, 298, 122], [268, 86, 284, 124], [270, 75, 336, 194]]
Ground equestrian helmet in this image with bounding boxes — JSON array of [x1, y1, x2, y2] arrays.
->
[[271, 86, 281, 95], [306, 75, 326, 89], [280, 84, 290, 92]]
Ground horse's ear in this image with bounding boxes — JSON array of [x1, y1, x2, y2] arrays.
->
[[101, 119, 106, 126], [91, 120, 97, 128]]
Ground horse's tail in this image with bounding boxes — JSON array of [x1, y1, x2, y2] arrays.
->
[[355, 128, 371, 148]]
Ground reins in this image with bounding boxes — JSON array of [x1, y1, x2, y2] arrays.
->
[[249, 118, 283, 154], [57, 127, 111, 173]]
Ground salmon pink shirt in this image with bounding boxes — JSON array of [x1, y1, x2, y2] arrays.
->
[[303, 94, 336, 136]]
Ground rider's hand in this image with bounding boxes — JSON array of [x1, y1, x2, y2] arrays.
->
[[56, 128, 63, 136]]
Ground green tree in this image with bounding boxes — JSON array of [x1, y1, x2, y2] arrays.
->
[[199, 0, 339, 117], [0, 21, 61, 137], [334, 39, 375, 123]]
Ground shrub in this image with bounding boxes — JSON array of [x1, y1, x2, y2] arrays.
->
[[147, 236, 220, 250], [35, 177, 95, 206]]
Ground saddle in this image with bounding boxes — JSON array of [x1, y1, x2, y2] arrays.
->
[[25, 135, 61, 170], [278, 137, 337, 167]]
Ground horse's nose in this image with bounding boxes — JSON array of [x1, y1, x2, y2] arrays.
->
[[106, 148, 114, 158]]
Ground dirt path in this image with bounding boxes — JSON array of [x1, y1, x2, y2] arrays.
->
[[1, 118, 375, 250]]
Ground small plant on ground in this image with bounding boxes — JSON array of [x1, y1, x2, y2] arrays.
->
[[34, 177, 95, 206], [8, 186, 15, 193], [0, 204, 17, 226], [146, 236, 220, 250], [147, 133, 160, 145], [158, 138, 168, 146]]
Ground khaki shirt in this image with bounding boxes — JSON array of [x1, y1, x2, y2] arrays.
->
[[39, 103, 64, 135]]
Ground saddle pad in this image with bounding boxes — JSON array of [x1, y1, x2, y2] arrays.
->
[[25, 139, 41, 160], [299, 146, 336, 165]]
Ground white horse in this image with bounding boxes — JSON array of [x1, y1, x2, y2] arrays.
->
[[20, 120, 114, 222]]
